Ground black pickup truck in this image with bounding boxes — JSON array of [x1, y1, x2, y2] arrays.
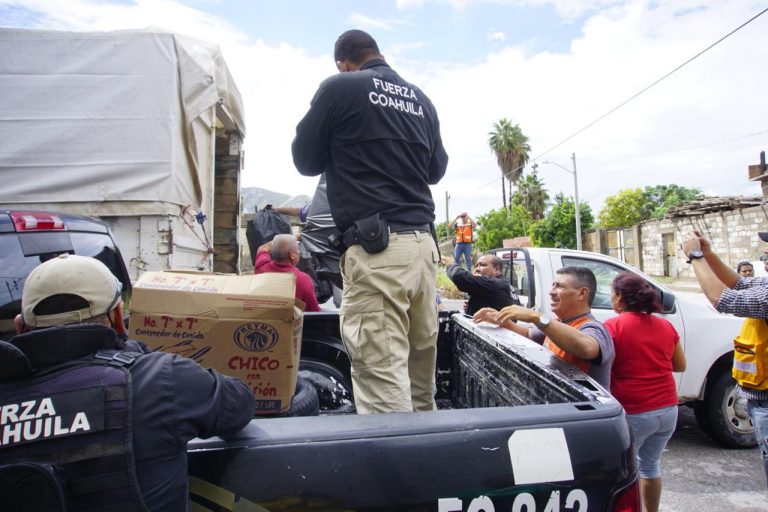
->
[[0, 212, 638, 511], [187, 306, 639, 512]]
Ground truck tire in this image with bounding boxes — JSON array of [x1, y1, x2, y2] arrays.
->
[[299, 359, 355, 414], [695, 370, 756, 448], [279, 376, 320, 417]]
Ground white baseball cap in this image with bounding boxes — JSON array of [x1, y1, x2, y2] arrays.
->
[[22, 254, 122, 328]]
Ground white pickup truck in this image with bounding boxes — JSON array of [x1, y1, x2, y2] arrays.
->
[[493, 247, 753, 448]]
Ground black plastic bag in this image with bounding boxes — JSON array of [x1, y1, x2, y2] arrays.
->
[[246, 207, 292, 263]]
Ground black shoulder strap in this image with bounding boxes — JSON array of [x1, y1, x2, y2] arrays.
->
[[93, 350, 139, 368]]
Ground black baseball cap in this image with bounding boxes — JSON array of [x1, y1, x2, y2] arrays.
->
[[759, 232, 768, 242]]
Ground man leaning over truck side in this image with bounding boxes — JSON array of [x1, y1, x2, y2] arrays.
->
[[473, 266, 614, 389], [0, 254, 255, 511], [682, 229, 768, 485], [291, 29, 448, 414], [442, 254, 520, 315]]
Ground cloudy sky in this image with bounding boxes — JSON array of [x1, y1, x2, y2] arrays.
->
[[2, 0, 767, 219]]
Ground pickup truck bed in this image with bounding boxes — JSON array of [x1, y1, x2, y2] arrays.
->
[[187, 314, 637, 511]]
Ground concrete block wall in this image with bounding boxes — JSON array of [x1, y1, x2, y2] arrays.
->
[[640, 218, 675, 276], [639, 204, 768, 278]]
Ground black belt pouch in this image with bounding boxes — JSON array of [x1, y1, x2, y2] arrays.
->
[[355, 213, 389, 254]]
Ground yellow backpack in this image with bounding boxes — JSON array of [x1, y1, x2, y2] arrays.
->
[[732, 318, 768, 390]]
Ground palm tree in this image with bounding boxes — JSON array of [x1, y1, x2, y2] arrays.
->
[[512, 171, 549, 220], [488, 119, 531, 209]]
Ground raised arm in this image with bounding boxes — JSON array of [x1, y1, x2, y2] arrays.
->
[[681, 232, 731, 307]]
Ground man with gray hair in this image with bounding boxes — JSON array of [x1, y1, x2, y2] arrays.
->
[[254, 234, 320, 312], [473, 266, 614, 389]]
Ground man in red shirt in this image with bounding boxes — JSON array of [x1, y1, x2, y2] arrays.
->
[[254, 234, 321, 312]]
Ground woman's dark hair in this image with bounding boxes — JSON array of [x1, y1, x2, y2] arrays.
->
[[611, 271, 661, 314]]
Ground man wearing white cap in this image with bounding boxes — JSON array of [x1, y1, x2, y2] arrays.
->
[[682, 230, 768, 486], [0, 254, 255, 511]]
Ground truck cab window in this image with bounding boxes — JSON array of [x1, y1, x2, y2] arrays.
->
[[561, 256, 624, 310]]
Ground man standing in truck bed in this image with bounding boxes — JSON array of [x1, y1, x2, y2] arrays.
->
[[292, 29, 448, 414]]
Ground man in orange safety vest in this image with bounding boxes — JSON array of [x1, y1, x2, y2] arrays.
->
[[453, 212, 476, 270]]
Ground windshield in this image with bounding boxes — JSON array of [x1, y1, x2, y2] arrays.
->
[[0, 231, 129, 337]]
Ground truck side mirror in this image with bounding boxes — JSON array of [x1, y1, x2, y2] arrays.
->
[[660, 291, 676, 314]]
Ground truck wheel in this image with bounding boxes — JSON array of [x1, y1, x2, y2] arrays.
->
[[299, 359, 355, 413], [695, 370, 756, 448], [279, 376, 320, 417]]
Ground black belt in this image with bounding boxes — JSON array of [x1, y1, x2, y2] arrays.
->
[[389, 222, 431, 233]]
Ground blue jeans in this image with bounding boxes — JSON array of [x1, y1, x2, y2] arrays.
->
[[454, 242, 473, 270], [627, 405, 678, 479], [747, 399, 768, 486]]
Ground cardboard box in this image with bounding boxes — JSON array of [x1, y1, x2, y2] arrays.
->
[[128, 271, 304, 414]]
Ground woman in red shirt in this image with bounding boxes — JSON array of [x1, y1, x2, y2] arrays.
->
[[605, 272, 686, 512]]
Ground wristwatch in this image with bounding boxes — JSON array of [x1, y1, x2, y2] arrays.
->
[[535, 313, 551, 330], [686, 250, 704, 264]]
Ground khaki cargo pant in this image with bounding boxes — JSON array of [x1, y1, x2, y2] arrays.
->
[[340, 231, 439, 414]]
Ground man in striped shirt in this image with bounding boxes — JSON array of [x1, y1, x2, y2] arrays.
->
[[683, 229, 768, 486]]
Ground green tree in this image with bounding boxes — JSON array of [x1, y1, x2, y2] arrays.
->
[[511, 171, 549, 220], [643, 184, 703, 218], [598, 188, 646, 228], [475, 205, 533, 252], [532, 193, 594, 249], [434, 220, 452, 242], [598, 185, 705, 228], [488, 119, 531, 209]]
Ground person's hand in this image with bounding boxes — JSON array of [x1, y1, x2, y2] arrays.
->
[[692, 229, 712, 255], [473, 307, 499, 324], [681, 233, 702, 256], [441, 255, 454, 266], [257, 241, 273, 254], [496, 305, 538, 324]]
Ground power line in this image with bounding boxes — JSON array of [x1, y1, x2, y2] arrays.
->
[[620, 129, 768, 160], [533, 6, 768, 161]]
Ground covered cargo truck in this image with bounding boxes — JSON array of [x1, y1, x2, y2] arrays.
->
[[0, 28, 246, 277]]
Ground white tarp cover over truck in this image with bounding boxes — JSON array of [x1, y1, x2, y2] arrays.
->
[[0, 28, 245, 216]]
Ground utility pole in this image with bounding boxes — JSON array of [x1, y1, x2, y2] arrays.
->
[[445, 191, 451, 240], [572, 153, 582, 251], [540, 154, 582, 251]]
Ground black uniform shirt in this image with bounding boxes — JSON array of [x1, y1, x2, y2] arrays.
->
[[446, 264, 521, 315], [292, 59, 448, 232], [3, 324, 255, 512]]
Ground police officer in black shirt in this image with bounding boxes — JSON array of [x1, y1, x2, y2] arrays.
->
[[0, 254, 255, 511], [292, 29, 448, 414]]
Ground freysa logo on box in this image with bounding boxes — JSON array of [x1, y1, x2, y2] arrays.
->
[[233, 323, 279, 352]]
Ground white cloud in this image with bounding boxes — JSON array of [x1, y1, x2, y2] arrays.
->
[[394, 0, 623, 18], [347, 12, 397, 31], [395, 0, 426, 9], [488, 31, 506, 41]]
